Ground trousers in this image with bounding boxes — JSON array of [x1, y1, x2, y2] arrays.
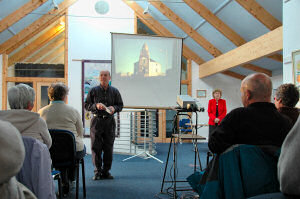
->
[[90, 116, 115, 175]]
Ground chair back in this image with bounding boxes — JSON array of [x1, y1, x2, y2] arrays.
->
[[49, 129, 76, 168], [17, 136, 56, 199], [179, 118, 192, 133]]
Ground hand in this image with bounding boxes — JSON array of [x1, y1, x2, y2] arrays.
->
[[214, 118, 220, 123], [96, 103, 105, 110], [108, 106, 115, 114]]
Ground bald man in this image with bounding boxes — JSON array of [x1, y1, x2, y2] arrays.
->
[[208, 73, 292, 154]]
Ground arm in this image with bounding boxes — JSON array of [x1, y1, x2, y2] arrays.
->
[[39, 118, 52, 149], [208, 110, 236, 154], [218, 99, 227, 121], [75, 109, 84, 139], [207, 100, 216, 121], [84, 88, 98, 112], [112, 88, 123, 113]]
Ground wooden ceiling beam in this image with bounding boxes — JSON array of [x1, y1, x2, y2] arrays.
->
[[8, 24, 65, 66], [184, 0, 280, 67], [26, 32, 65, 63], [151, 1, 271, 76], [235, 0, 282, 30], [150, 1, 222, 57], [51, 53, 64, 64], [40, 44, 64, 63], [122, 0, 243, 80], [0, 0, 77, 54], [242, 63, 272, 77], [267, 54, 283, 62], [221, 71, 245, 80], [0, 0, 48, 33], [198, 26, 282, 78], [183, 0, 245, 46]]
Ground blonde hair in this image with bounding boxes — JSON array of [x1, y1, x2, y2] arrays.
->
[[212, 89, 222, 98]]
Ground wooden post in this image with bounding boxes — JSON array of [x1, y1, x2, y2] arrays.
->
[[2, 54, 8, 110]]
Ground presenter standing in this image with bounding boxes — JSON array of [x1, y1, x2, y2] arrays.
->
[[207, 89, 227, 140], [85, 70, 123, 180]]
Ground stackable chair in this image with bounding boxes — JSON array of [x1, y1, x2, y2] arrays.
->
[[49, 129, 86, 199], [17, 136, 56, 199], [179, 118, 192, 134]]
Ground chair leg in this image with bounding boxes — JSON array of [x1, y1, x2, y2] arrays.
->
[[81, 159, 86, 198], [58, 173, 62, 199], [76, 163, 79, 199], [206, 151, 210, 167]]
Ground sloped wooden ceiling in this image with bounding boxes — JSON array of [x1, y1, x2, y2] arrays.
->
[[0, 0, 77, 65], [123, 0, 283, 80], [0, 0, 283, 80]]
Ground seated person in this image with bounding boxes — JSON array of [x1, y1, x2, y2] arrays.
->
[[278, 116, 300, 197], [0, 120, 37, 199], [187, 73, 293, 198], [38, 83, 85, 195], [274, 83, 299, 125], [0, 84, 51, 148], [209, 73, 292, 154]]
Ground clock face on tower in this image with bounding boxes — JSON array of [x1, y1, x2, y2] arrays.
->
[[94, 0, 109, 15]]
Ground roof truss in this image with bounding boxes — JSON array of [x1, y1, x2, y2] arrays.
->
[[199, 26, 282, 78]]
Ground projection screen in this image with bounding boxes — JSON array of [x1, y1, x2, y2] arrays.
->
[[111, 33, 183, 108]]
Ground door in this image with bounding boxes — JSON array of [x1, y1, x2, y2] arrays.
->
[[36, 82, 52, 112]]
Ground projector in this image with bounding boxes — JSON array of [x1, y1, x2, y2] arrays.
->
[[177, 95, 196, 109]]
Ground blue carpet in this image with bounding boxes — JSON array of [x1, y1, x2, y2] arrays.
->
[[64, 143, 209, 199]]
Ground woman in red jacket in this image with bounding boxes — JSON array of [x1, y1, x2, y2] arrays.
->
[[207, 89, 227, 139]]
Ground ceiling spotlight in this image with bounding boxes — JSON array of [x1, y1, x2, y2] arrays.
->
[[143, 3, 150, 14], [52, 0, 59, 10]]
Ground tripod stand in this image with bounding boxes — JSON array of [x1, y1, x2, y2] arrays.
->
[[160, 110, 205, 198]]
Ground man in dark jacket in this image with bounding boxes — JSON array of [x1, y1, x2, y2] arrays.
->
[[209, 73, 292, 154], [274, 83, 299, 125], [85, 70, 123, 180]]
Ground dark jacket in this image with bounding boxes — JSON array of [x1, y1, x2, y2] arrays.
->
[[208, 102, 292, 154], [278, 107, 299, 126]]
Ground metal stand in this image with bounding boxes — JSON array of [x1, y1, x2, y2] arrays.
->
[[160, 110, 205, 198], [122, 109, 163, 163]]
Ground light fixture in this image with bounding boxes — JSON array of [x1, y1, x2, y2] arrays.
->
[[143, 2, 150, 14], [95, 0, 110, 15], [52, 0, 59, 10]]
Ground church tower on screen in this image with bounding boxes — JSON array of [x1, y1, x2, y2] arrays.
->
[[134, 43, 162, 77]]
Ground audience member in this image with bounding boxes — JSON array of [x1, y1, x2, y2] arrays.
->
[[278, 116, 300, 197], [38, 83, 85, 196], [209, 73, 292, 154], [207, 89, 227, 139], [0, 120, 37, 199], [274, 83, 299, 125], [0, 84, 51, 148]]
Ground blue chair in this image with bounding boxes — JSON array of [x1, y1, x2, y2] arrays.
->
[[179, 118, 192, 133], [52, 170, 62, 199], [49, 129, 86, 199]]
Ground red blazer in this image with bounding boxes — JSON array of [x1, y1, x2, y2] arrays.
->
[[207, 98, 227, 125]]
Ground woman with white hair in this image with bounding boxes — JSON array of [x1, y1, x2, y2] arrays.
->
[[0, 84, 52, 148]]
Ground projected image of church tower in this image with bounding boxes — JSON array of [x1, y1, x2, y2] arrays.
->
[[134, 43, 162, 77]]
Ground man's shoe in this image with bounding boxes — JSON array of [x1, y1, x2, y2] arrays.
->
[[92, 173, 101, 181], [101, 172, 114, 180]]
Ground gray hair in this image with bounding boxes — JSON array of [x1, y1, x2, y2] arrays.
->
[[8, 84, 35, 109]]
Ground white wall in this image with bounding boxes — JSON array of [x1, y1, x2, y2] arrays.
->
[[283, 0, 300, 83], [0, 54, 2, 109], [191, 61, 282, 140], [68, 0, 134, 114]]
